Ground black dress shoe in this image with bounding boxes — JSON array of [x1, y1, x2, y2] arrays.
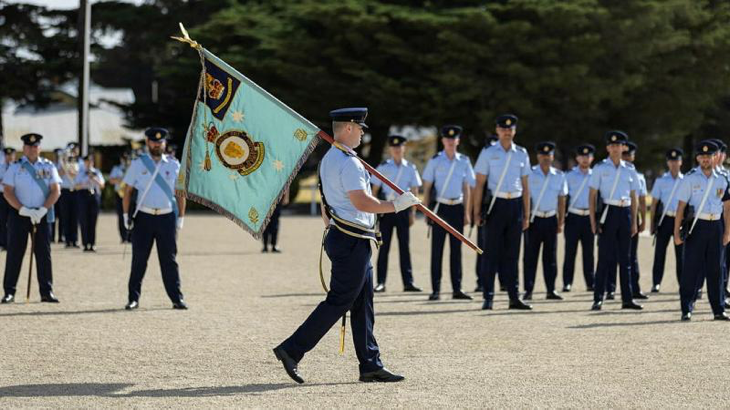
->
[[261, 247, 269, 253], [633, 292, 649, 300], [452, 290, 473, 300], [273, 346, 304, 384], [474, 285, 484, 292], [546, 291, 564, 300], [587, 286, 595, 292], [403, 284, 422, 292], [522, 291, 533, 300], [606, 292, 615, 300], [509, 299, 533, 310], [359, 367, 404, 383], [482, 299, 493, 310], [271, 247, 282, 253], [681, 312, 692, 321], [714, 312, 730, 321], [500, 285, 507, 292], [40, 293, 59, 303], [563, 284, 572, 292], [622, 301, 643, 310], [428, 292, 440, 301], [1, 294, 14, 304], [651, 284, 660, 293], [374, 283, 386, 293], [172, 300, 188, 310], [125, 301, 139, 310], [591, 301, 602, 311]]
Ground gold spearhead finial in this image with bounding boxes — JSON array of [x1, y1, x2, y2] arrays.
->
[[171, 22, 200, 49]]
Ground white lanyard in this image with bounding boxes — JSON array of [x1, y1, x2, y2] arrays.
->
[[487, 150, 513, 215], [530, 171, 551, 223], [568, 172, 589, 210], [132, 161, 163, 219], [657, 176, 680, 227], [599, 165, 623, 224], [689, 174, 715, 235]]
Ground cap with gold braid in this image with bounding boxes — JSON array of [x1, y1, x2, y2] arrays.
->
[[696, 140, 718, 155], [575, 144, 595, 157], [20, 133, 43, 147], [440, 125, 463, 139], [666, 148, 683, 160], [604, 130, 628, 145], [536, 141, 556, 155], [496, 114, 518, 129], [144, 127, 169, 142]]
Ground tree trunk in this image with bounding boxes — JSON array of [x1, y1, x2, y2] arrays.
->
[[363, 124, 389, 167]]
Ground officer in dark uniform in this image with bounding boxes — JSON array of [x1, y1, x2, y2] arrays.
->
[[588, 131, 643, 310], [562, 144, 595, 292], [50, 148, 64, 243], [262, 190, 289, 253], [0, 147, 16, 250], [74, 155, 105, 252], [372, 135, 422, 292], [649, 148, 684, 292], [472, 114, 533, 310], [1, 133, 61, 303], [273, 107, 418, 384], [58, 142, 81, 248], [709, 139, 730, 304], [523, 142, 567, 300], [475, 135, 499, 293], [674, 140, 730, 321], [422, 125, 476, 301], [122, 128, 187, 310]]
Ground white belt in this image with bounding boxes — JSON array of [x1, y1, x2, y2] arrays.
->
[[665, 211, 676, 217], [604, 199, 631, 207], [568, 208, 590, 216], [533, 210, 557, 218], [495, 192, 522, 199], [436, 198, 463, 205], [698, 213, 721, 221], [138, 206, 173, 215]]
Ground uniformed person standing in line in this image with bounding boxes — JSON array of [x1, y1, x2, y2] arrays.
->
[[674, 140, 730, 321], [709, 139, 730, 304], [50, 148, 64, 243], [1, 133, 61, 304], [372, 135, 422, 292], [562, 144, 595, 292], [588, 131, 643, 310], [475, 134, 499, 293], [262, 189, 289, 253], [649, 148, 684, 293], [472, 114, 533, 311], [273, 108, 418, 384], [74, 155, 105, 252], [0, 147, 17, 251], [523, 142, 567, 300], [57, 142, 82, 248], [122, 128, 187, 310], [109, 153, 131, 243], [422, 125, 475, 301]]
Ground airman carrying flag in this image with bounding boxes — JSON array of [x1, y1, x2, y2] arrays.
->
[[173, 25, 319, 238]]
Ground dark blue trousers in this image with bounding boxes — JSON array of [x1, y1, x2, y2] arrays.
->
[[282, 228, 383, 374], [77, 191, 100, 247], [128, 212, 183, 303], [652, 216, 683, 287], [262, 203, 282, 248], [523, 216, 558, 293], [594, 206, 634, 303], [0, 194, 9, 248], [480, 198, 522, 301], [562, 214, 594, 289], [3, 210, 53, 297], [680, 220, 725, 315], [606, 225, 641, 294], [377, 210, 414, 287], [59, 189, 78, 245], [476, 224, 484, 288], [430, 203, 464, 293]]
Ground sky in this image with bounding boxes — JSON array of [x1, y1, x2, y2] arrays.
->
[[6, 0, 145, 9]]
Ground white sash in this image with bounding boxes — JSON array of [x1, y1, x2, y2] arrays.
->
[[530, 171, 551, 223], [689, 175, 715, 236], [568, 172, 589, 211], [487, 151, 513, 215], [657, 176, 680, 228], [599, 165, 622, 224], [386, 164, 405, 201]]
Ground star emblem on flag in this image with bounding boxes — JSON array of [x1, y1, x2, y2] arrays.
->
[[273, 159, 284, 172], [231, 110, 244, 123]]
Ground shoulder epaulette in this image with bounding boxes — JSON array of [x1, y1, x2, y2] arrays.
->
[[686, 169, 697, 175], [516, 145, 528, 153], [431, 153, 440, 159]]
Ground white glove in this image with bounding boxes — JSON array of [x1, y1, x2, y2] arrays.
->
[[37, 206, 48, 219], [176, 217, 184, 231], [19, 206, 32, 218], [28, 209, 41, 225], [393, 192, 420, 213], [123, 213, 133, 230]]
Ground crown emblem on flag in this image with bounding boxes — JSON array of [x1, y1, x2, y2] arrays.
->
[[205, 73, 225, 100]]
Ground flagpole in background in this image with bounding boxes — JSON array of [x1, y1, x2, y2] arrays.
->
[[78, 0, 91, 156]]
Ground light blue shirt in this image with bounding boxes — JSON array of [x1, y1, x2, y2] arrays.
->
[[474, 143, 531, 195], [566, 167, 592, 209], [2, 156, 62, 208], [422, 151, 476, 200], [629, 164, 648, 196], [588, 158, 641, 203], [73, 167, 105, 195], [676, 167, 729, 215], [0, 160, 9, 193], [110, 164, 126, 191], [650, 172, 684, 213], [122, 154, 180, 210], [320, 146, 374, 228], [58, 159, 85, 189], [372, 159, 422, 200], [528, 166, 567, 213]]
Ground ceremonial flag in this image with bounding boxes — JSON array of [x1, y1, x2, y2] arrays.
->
[[174, 29, 319, 238]]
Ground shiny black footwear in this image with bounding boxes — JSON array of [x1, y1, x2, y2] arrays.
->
[[606, 292, 615, 300], [509, 299, 533, 310], [587, 286, 595, 292], [591, 301, 603, 311], [271, 247, 282, 253], [522, 291, 533, 300], [261, 247, 269, 253], [452, 290, 473, 300], [374, 283, 386, 293], [403, 284, 422, 292], [40, 293, 59, 303], [621, 301, 643, 310], [562, 284, 572, 292], [359, 368, 404, 383], [681, 312, 691, 321], [125, 301, 139, 310], [474, 285, 484, 292], [714, 312, 730, 321], [428, 292, 440, 301], [546, 291, 564, 300], [482, 299, 493, 310], [1, 294, 14, 304], [633, 292, 649, 300], [273, 346, 304, 384], [172, 300, 188, 310], [651, 284, 660, 293]]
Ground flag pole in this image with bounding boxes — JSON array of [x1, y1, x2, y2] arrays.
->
[[316, 131, 482, 255]]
